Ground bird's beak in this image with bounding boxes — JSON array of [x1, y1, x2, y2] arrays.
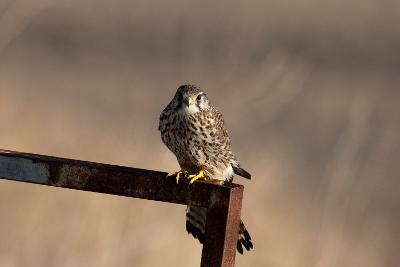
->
[[183, 97, 194, 107]]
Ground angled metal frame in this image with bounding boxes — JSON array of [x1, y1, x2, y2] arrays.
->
[[0, 149, 243, 267]]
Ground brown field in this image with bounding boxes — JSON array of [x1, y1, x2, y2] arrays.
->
[[0, 1, 399, 266]]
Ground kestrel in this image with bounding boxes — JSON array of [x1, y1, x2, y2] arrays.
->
[[159, 84, 253, 254]]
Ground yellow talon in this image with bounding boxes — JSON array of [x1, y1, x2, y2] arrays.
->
[[167, 170, 187, 184], [188, 170, 206, 184], [176, 172, 182, 184]]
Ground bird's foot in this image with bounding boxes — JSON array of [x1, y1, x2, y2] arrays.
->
[[167, 169, 187, 184], [188, 170, 207, 184]]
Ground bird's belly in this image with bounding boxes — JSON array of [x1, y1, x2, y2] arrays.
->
[[160, 116, 234, 180], [161, 128, 196, 163]]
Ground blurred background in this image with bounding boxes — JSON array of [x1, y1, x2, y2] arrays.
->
[[0, 0, 399, 266]]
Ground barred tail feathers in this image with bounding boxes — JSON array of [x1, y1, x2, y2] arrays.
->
[[186, 205, 206, 244], [237, 220, 253, 254], [186, 205, 253, 254]]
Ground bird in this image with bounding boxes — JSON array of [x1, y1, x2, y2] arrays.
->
[[158, 84, 253, 254]]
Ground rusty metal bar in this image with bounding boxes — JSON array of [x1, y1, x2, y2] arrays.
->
[[0, 149, 244, 267], [201, 186, 243, 267]]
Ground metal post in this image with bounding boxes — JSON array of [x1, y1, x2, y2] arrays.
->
[[201, 186, 243, 267]]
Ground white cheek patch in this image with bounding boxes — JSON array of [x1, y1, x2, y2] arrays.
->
[[181, 105, 200, 115], [198, 102, 207, 110]]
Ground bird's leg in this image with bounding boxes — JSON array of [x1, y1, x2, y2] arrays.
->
[[167, 169, 187, 184], [188, 170, 207, 184]]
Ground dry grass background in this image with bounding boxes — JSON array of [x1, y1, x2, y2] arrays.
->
[[0, 0, 399, 266]]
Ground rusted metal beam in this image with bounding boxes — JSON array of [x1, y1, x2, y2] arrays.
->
[[201, 186, 243, 267], [0, 149, 244, 267]]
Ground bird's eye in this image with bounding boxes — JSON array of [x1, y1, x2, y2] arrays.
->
[[196, 94, 204, 101]]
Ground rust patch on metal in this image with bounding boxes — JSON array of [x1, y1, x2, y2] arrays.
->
[[57, 165, 99, 188]]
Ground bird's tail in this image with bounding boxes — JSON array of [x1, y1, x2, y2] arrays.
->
[[186, 205, 206, 244], [232, 164, 251, 179], [186, 205, 253, 254], [237, 220, 253, 254]]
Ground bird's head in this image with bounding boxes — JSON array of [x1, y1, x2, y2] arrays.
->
[[171, 84, 210, 114]]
